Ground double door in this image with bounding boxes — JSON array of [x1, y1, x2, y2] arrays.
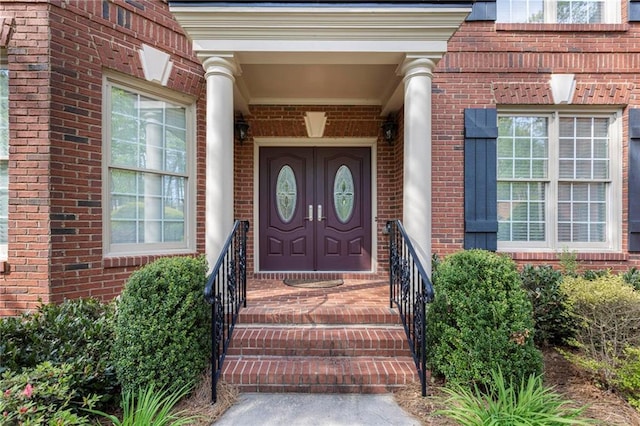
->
[[259, 147, 371, 271]]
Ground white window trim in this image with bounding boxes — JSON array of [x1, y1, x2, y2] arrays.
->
[[497, 109, 622, 253], [102, 72, 197, 258]]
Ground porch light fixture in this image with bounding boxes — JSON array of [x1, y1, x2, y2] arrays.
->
[[234, 114, 250, 144], [381, 114, 398, 145]]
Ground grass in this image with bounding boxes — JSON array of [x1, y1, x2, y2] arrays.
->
[[435, 369, 594, 426]]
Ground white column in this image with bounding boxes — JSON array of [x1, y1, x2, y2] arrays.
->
[[401, 56, 436, 275], [202, 55, 237, 269]]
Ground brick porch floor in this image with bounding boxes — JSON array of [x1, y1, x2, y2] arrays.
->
[[221, 277, 419, 394]]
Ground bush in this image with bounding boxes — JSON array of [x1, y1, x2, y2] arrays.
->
[[113, 256, 210, 394], [613, 347, 640, 411], [437, 368, 594, 425], [0, 298, 117, 407], [562, 273, 640, 381], [622, 267, 640, 291], [0, 362, 98, 425], [520, 264, 575, 346], [427, 250, 543, 387]]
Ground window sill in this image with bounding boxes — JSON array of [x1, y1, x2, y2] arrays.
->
[[496, 23, 628, 32], [104, 252, 197, 269], [500, 251, 629, 262]]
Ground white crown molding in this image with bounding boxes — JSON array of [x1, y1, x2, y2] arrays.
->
[[170, 6, 471, 51]]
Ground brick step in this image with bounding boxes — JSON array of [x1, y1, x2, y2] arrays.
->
[[238, 306, 401, 326], [222, 355, 418, 394], [227, 325, 411, 357]]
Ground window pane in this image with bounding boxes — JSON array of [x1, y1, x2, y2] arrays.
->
[[498, 159, 514, 179], [558, 116, 609, 180], [497, 0, 544, 22], [558, 0, 604, 23], [557, 182, 606, 242], [497, 181, 546, 242], [498, 116, 548, 179], [110, 169, 185, 245], [110, 86, 187, 175]]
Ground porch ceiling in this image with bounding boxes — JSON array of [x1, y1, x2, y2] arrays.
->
[[169, 3, 472, 115]]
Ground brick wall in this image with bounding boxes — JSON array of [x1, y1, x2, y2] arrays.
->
[[1, 2, 52, 316], [431, 10, 640, 272], [0, 0, 206, 315]]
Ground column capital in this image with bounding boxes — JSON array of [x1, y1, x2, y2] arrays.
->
[[199, 53, 241, 80], [399, 55, 437, 81]]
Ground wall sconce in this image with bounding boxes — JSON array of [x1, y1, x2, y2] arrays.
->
[[381, 114, 398, 145], [234, 114, 250, 144]]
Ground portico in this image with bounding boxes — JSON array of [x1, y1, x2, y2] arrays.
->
[[169, 2, 472, 274]]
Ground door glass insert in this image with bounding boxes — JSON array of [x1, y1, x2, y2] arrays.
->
[[276, 165, 297, 223], [334, 165, 355, 223]]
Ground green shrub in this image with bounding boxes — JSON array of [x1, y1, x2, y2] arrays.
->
[[622, 267, 640, 291], [113, 256, 210, 394], [558, 248, 579, 277], [562, 274, 640, 381], [437, 368, 594, 425], [613, 347, 640, 411], [87, 383, 201, 426], [581, 269, 609, 281], [0, 362, 98, 425], [520, 264, 575, 346], [427, 250, 543, 387], [0, 298, 117, 407]]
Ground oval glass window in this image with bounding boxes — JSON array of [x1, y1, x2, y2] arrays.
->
[[334, 165, 355, 223], [276, 165, 297, 223]]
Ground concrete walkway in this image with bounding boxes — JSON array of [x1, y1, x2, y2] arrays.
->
[[213, 393, 422, 426]]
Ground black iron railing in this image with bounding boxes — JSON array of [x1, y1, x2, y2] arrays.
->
[[205, 220, 249, 403], [387, 220, 435, 397]]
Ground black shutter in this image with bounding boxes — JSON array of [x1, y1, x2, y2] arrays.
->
[[464, 108, 498, 250], [629, 109, 640, 251], [466, 0, 496, 21], [631, 0, 640, 22]]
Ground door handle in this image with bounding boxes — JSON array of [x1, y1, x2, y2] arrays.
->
[[306, 204, 313, 221], [317, 204, 324, 222]]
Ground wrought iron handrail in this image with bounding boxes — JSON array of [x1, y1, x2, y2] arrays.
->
[[205, 220, 249, 403], [387, 220, 435, 397]]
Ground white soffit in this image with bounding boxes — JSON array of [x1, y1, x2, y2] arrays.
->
[[170, 6, 471, 111]]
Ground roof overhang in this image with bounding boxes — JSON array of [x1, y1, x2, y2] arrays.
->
[[169, 2, 472, 114]]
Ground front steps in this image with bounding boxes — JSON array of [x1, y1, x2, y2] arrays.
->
[[221, 305, 418, 394]]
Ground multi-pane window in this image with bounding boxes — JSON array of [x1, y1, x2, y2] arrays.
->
[[497, 113, 619, 251], [0, 53, 8, 260], [104, 77, 194, 256], [497, 0, 620, 24]]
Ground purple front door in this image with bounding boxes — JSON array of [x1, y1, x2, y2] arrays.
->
[[259, 147, 372, 271]]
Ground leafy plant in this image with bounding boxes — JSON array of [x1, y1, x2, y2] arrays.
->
[[437, 368, 594, 425], [113, 255, 210, 394], [427, 250, 543, 387], [520, 264, 575, 346], [86, 384, 200, 426], [0, 298, 117, 407], [558, 248, 578, 277], [581, 269, 606, 280], [0, 362, 98, 425], [622, 267, 640, 291], [613, 347, 640, 411], [562, 273, 640, 382]]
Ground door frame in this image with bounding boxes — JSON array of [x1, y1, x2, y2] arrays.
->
[[253, 137, 378, 274]]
